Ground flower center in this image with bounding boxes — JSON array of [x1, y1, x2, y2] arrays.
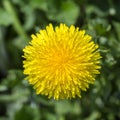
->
[[48, 48, 70, 70], [54, 51, 68, 65]]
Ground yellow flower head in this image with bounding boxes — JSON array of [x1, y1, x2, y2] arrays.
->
[[23, 23, 101, 100]]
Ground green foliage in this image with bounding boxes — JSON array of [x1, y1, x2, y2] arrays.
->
[[0, 0, 120, 120]]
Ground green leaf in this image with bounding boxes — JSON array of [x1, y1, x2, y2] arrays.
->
[[85, 111, 101, 120], [44, 113, 57, 120], [2, 70, 24, 88], [55, 101, 72, 115], [47, 1, 79, 25], [113, 21, 120, 41], [0, 9, 13, 26], [30, 0, 48, 11], [14, 105, 40, 120]]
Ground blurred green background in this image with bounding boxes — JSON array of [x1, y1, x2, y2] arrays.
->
[[0, 0, 120, 120]]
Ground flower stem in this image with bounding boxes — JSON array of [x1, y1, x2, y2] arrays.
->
[[3, 0, 29, 40]]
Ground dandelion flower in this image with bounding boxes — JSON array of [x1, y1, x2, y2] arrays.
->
[[23, 23, 101, 100]]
